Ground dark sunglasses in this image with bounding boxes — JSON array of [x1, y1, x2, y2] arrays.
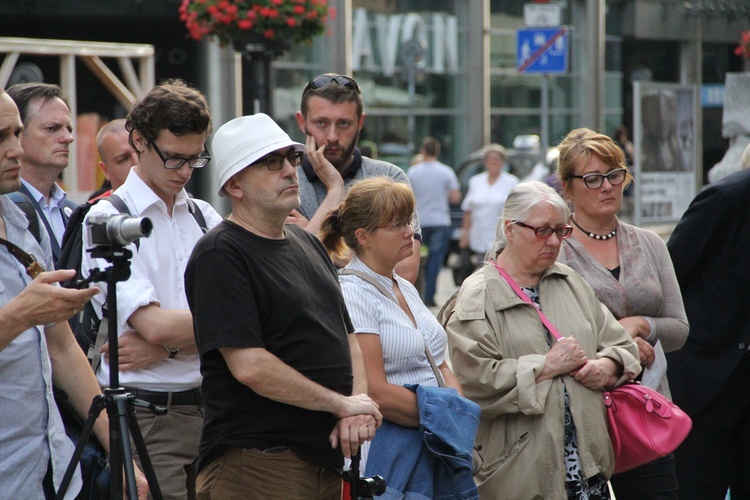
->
[[250, 151, 304, 171], [303, 74, 361, 95]]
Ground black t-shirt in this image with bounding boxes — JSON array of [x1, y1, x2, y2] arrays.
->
[[185, 221, 354, 472]]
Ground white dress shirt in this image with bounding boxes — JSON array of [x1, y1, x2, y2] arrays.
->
[[82, 170, 222, 391]]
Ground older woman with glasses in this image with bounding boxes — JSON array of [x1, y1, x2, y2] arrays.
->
[[320, 176, 479, 499], [441, 181, 640, 500], [556, 128, 689, 499]]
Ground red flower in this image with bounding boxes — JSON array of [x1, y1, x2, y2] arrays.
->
[[179, 0, 330, 47]]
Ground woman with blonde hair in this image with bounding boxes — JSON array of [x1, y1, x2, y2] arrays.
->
[[320, 176, 479, 499]]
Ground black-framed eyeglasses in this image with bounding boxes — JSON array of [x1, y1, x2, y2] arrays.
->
[[571, 168, 627, 189], [151, 141, 211, 169], [303, 74, 361, 95], [513, 220, 573, 240], [376, 213, 417, 232], [250, 151, 304, 171]]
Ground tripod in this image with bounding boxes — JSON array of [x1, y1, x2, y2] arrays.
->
[[341, 451, 386, 499], [56, 244, 163, 500]]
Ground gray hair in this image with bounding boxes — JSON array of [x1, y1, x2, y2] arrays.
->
[[486, 181, 571, 260]]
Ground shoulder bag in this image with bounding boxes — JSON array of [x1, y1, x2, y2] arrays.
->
[[493, 262, 692, 474]]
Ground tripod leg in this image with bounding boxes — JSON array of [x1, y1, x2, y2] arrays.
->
[[126, 398, 164, 500], [55, 395, 108, 500], [113, 395, 140, 500]]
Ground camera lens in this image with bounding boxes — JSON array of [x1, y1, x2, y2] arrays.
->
[[108, 215, 153, 246]]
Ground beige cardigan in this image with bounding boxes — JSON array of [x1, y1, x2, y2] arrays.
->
[[441, 262, 641, 500]]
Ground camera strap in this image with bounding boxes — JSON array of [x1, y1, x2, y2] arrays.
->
[[0, 236, 44, 278]]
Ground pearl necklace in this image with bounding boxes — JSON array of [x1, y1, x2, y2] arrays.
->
[[571, 216, 617, 241]]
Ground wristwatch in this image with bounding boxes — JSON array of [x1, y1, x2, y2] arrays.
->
[[163, 345, 179, 359]]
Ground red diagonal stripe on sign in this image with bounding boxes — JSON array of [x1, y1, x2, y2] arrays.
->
[[518, 27, 567, 73]]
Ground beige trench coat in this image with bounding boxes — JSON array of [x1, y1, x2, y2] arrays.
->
[[440, 262, 641, 500]]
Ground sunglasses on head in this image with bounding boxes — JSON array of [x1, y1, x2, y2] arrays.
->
[[303, 74, 360, 95]]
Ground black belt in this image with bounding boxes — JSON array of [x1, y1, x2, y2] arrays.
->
[[124, 387, 202, 406]]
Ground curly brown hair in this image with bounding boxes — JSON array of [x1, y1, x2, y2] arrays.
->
[[126, 79, 211, 151]]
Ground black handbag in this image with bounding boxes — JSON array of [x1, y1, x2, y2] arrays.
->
[[452, 248, 474, 286]]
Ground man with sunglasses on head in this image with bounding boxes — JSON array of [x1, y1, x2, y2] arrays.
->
[[81, 79, 222, 499], [289, 73, 423, 283]]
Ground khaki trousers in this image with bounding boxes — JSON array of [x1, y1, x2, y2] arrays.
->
[[132, 403, 203, 500], [196, 446, 342, 500]]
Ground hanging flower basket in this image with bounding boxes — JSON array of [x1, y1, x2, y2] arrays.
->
[[179, 0, 331, 50], [734, 30, 750, 60]]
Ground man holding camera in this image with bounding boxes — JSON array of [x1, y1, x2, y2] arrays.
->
[[185, 113, 381, 499], [0, 87, 148, 499], [81, 80, 222, 499]]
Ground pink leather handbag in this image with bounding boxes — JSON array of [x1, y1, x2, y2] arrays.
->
[[494, 264, 692, 475], [604, 382, 691, 473]]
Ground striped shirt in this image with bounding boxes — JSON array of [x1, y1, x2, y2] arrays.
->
[[339, 257, 446, 387], [0, 196, 82, 498]]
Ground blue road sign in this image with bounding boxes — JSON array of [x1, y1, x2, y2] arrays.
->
[[517, 27, 568, 74]]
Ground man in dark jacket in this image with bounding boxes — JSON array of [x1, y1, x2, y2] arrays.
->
[[667, 168, 750, 499]]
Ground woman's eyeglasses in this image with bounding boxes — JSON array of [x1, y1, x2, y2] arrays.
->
[[376, 213, 417, 232], [513, 221, 573, 240], [571, 168, 627, 190], [303, 74, 361, 95], [250, 151, 304, 171]]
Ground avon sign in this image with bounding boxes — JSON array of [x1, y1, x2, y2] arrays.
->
[[351, 8, 459, 76]]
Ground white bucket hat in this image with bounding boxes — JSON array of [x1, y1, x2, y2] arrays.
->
[[212, 113, 304, 197]]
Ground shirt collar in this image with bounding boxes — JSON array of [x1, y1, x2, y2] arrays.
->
[[20, 179, 67, 208], [119, 168, 191, 216], [301, 148, 363, 182]]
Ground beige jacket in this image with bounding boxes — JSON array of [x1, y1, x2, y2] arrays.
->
[[440, 262, 641, 500]]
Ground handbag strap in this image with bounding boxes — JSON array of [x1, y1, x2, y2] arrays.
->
[[492, 261, 563, 341], [0, 236, 44, 278], [340, 268, 446, 388]]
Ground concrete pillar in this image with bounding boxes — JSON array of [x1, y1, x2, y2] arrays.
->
[[465, 0, 490, 153]]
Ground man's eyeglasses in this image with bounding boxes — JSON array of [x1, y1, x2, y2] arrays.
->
[[151, 141, 211, 169], [571, 168, 627, 190], [250, 151, 304, 171], [513, 221, 573, 240], [303, 74, 361, 95], [376, 213, 417, 232]]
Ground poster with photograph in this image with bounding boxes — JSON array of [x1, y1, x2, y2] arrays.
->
[[633, 82, 699, 226]]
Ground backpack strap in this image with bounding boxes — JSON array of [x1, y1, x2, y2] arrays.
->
[[187, 198, 208, 234], [7, 191, 41, 244]]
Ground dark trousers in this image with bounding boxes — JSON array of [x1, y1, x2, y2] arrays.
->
[[609, 454, 678, 500], [421, 226, 451, 304], [673, 354, 750, 500]]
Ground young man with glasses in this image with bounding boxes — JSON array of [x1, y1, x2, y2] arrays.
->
[[81, 79, 222, 499], [185, 113, 381, 499], [290, 73, 423, 284]]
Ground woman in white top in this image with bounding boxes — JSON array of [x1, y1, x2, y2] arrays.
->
[[460, 144, 520, 260], [320, 177, 463, 425], [320, 178, 476, 500]]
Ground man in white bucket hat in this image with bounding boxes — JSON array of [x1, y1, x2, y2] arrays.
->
[[185, 113, 381, 499]]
